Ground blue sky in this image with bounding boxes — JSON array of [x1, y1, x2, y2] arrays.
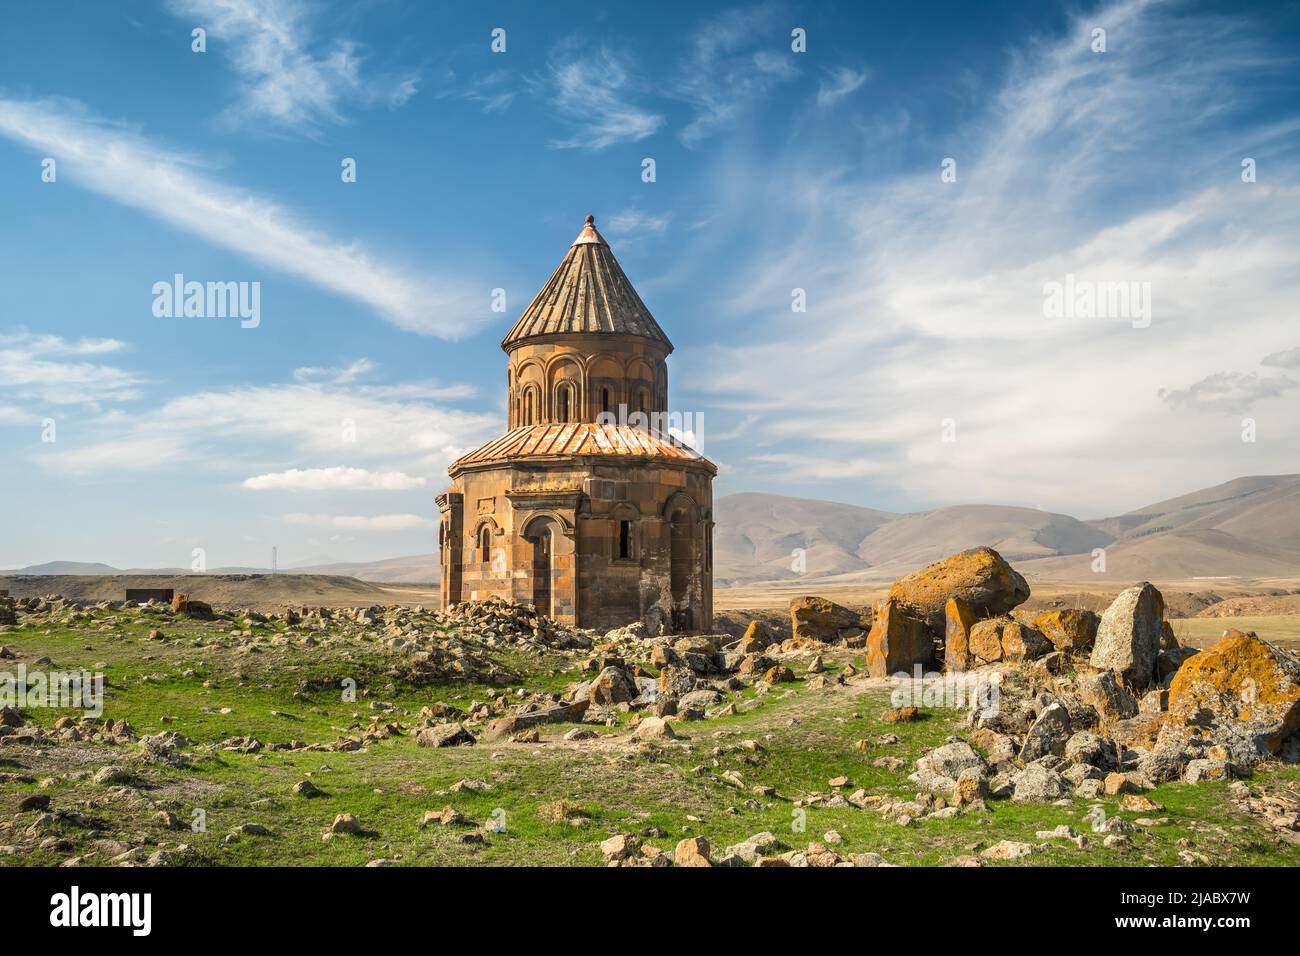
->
[[1, 0, 1299, 569]]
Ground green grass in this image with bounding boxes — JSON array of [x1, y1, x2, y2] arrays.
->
[[2, 607, 1299, 867]]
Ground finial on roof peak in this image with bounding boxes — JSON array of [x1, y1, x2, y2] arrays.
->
[[572, 212, 606, 247]]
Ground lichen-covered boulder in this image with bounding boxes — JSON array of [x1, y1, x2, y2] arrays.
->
[[740, 619, 776, 648], [866, 598, 932, 677], [1001, 621, 1050, 661], [1077, 671, 1138, 723], [589, 666, 634, 705], [1032, 609, 1100, 653], [1090, 583, 1165, 690], [789, 596, 868, 644], [969, 617, 1008, 664], [887, 547, 1030, 637], [1011, 763, 1070, 802], [1167, 629, 1300, 756], [944, 597, 977, 672], [1063, 731, 1119, 771]]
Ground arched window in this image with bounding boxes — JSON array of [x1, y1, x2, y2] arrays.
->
[[601, 387, 611, 415], [524, 390, 534, 425], [479, 526, 492, 563], [558, 385, 571, 423]]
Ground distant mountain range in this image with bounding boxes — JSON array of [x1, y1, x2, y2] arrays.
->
[[7, 475, 1298, 587], [4, 556, 439, 584], [713, 474, 1300, 586]]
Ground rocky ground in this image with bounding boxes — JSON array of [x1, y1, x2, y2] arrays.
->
[[1, 558, 1298, 867]]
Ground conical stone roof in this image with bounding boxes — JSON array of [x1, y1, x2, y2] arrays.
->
[[501, 215, 672, 352]]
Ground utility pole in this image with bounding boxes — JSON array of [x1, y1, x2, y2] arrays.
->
[[271, 546, 278, 573]]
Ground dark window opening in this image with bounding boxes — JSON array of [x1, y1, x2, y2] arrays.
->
[[618, 520, 633, 560], [601, 387, 610, 414], [479, 526, 491, 562], [559, 386, 571, 422]]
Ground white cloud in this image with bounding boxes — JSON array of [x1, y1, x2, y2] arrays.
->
[[0, 331, 144, 406], [167, 0, 419, 131], [0, 97, 489, 338], [605, 209, 672, 241], [750, 453, 883, 481], [40, 369, 498, 478], [547, 45, 664, 149], [680, 0, 1300, 514], [674, 4, 799, 147], [1159, 372, 1297, 414], [282, 512, 435, 531], [293, 359, 376, 384], [816, 67, 868, 108], [1261, 346, 1300, 368], [243, 467, 427, 491]]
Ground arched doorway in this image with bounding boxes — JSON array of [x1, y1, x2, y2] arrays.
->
[[524, 518, 556, 617], [669, 507, 695, 632]]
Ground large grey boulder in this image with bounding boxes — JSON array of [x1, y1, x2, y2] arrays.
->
[[1063, 731, 1119, 771], [1011, 763, 1071, 802], [1090, 583, 1165, 690], [1020, 702, 1072, 762]]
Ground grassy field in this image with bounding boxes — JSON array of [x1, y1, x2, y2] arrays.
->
[[1170, 614, 1300, 650], [2, 606, 1299, 867]]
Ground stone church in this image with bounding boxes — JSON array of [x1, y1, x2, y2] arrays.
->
[[437, 215, 716, 633]]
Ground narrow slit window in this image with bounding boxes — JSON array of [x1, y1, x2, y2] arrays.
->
[[618, 520, 633, 560], [479, 526, 491, 562]]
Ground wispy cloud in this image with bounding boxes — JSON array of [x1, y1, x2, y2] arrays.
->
[[546, 45, 663, 149], [167, 0, 419, 131], [453, 69, 516, 114], [282, 512, 435, 531], [0, 331, 143, 406], [605, 208, 672, 242], [0, 97, 489, 338], [38, 364, 498, 478], [680, 0, 1300, 513], [1261, 346, 1300, 368], [243, 466, 426, 491], [816, 66, 868, 108], [1159, 371, 1297, 414], [293, 359, 376, 384], [674, 4, 799, 147]]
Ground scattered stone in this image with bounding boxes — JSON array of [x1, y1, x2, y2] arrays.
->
[[600, 833, 641, 862], [1020, 702, 1072, 761], [633, 716, 676, 741], [883, 705, 919, 723], [416, 723, 475, 748], [675, 836, 713, 867], [981, 840, 1033, 860], [1032, 609, 1100, 653], [329, 813, 361, 835], [1011, 763, 1070, 802]]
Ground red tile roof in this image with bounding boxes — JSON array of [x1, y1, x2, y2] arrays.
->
[[451, 422, 714, 473]]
